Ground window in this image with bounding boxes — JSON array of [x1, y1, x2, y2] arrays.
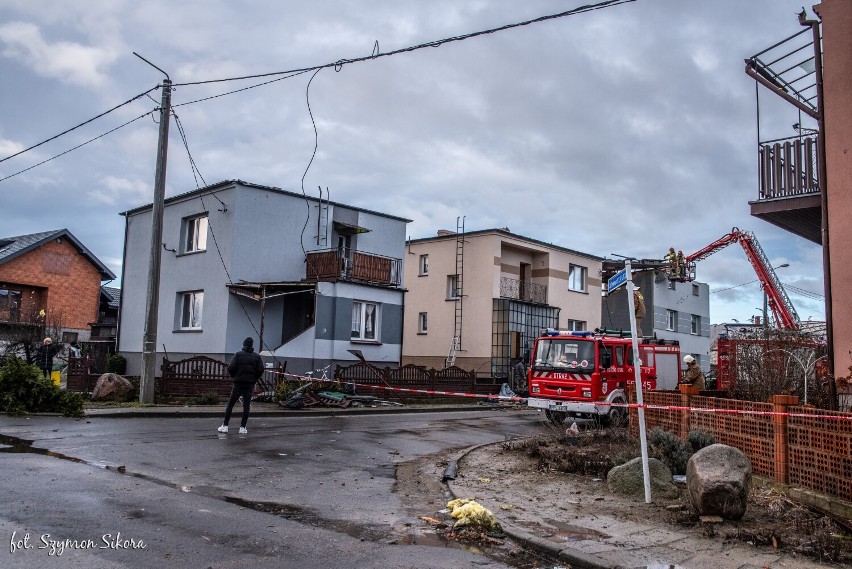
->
[[566, 319, 587, 332], [179, 291, 204, 329], [666, 309, 678, 331], [447, 275, 460, 299], [668, 279, 676, 290], [351, 300, 379, 341], [692, 284, 700, 296], [568, 264, 587, 292], [183, 215, 208, 253], [0, 288, 22, 322], [691, 314, 701, 335], [418, 312, 428, 334], [418, 254, 429, 276]]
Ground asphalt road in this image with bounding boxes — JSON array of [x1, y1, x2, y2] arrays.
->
[[0, 408, 547, 568]]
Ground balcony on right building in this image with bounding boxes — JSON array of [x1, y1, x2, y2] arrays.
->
[[745, 23, 822, 245]]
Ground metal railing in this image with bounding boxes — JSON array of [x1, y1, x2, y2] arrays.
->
[[757, 134, 820, 199], [499, 276, 547, 304]]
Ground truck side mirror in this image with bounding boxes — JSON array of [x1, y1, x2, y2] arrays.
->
[[600, 352, 612, 369]]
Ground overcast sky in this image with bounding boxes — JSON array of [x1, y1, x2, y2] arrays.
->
[[0, 0, 826, 325]]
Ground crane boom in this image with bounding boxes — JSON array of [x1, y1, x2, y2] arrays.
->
[[681, 228, 800, 330]]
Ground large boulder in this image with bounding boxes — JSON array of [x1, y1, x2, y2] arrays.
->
[[91, 373, 134, 402], [687, 443, 752, 520], [607, 457, 679, 499]]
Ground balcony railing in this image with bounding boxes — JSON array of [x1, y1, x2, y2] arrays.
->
[[305, 248, 402, 287], [499, 276, 548, 305], [757, 134, 820, 200]]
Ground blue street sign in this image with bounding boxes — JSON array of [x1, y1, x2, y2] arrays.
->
[[607, 269, 627, 293]]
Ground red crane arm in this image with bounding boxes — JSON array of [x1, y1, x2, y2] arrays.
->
[[685, 231, 740, 264], [683, 227, 800, 330]]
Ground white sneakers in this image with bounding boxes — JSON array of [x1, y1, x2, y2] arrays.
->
[[217, 425, 228, 433], [239, 427, 248, 434]]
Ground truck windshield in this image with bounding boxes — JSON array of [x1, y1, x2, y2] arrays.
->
[[533, 339, 595, 372]]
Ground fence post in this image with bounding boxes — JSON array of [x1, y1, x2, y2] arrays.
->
[[678, 384, 699, 439], [771, 394, 799, 484]]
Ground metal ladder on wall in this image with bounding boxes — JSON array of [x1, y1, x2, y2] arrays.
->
[[315, 186, 329, 246], [446, 216, 465, 368]]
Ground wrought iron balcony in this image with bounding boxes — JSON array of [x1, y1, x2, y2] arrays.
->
[[305, 247, 402, 287], [499, 276, 548, 305]]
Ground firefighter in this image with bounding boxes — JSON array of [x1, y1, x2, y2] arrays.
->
[[682, 355, 705, 391], [676, 250, 685, 278], [633, 286, 646, 333], [664, 247, 677, 276]]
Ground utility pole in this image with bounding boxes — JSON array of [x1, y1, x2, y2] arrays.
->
[[137, 53, 171, 403]]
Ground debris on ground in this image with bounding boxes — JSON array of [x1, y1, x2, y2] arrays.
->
[[447, 498, 501, 531]]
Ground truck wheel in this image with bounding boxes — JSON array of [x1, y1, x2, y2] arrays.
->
[[597, 398, 627, 428], [544, 409, 567, 424]]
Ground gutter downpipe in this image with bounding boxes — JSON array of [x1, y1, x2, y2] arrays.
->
[[800, 9, 835, 409]]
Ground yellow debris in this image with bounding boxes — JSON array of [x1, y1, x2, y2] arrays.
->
[[478, 477, 491, 483], [446, 498, 500, 530]]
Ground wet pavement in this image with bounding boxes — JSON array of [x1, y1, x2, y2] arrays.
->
[[1, 402, 842, 568]]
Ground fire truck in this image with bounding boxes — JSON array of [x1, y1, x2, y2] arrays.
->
[[526, 329, 681, 424]]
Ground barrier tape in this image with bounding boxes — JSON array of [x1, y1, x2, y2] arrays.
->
[[272, 371, 852, 420]]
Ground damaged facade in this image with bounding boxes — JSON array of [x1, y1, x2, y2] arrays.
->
[[118, 180, 409, 376]]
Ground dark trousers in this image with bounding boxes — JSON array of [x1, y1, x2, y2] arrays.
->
[[41, 368, 51, 379], [223, 383, 254, 428]]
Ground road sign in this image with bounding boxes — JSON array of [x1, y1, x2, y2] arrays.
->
[[607, 269, 627, 293]]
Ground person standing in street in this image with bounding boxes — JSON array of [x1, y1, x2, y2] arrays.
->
[[218, 337, 264, 435], [35, 337, 59, 380], [681, 355, 706, 391]]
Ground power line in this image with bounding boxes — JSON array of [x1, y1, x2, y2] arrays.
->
[[0, 85, 159, 165], [0, 111, 153, 184], [172, 0, 635, 88]]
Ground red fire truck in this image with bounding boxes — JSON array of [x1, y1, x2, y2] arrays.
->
[[526, 329, 681, 424]]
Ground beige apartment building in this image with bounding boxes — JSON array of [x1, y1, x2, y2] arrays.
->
[[402, 228, 603, 379]]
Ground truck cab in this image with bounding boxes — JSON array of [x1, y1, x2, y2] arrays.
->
[[526, 329, 680, 424]]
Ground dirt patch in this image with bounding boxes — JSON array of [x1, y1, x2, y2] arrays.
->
[[493, 427, 852, 565]]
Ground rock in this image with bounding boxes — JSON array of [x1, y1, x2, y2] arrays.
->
[[91, 373, 134, 401], [607, 457, 679, 499], [686, 443, 752, 520]]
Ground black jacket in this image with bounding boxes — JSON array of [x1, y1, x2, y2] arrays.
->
[[228, 347, 264, 385], [35, 344, 59, 370]]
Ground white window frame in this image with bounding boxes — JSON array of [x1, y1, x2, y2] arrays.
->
[[692, 284, 700, 296], [418, 254, 429, 276], [566, 319, 587, 332], [691, 314, 700, 335], [447, 275, 460, 300], [179, 291, 204, 330], [351, 300, 380, 341], [184, 214, 208, 253], [418, 312, 428, 334], [666, 309, 677, 332], [568, 264, 587, 293]]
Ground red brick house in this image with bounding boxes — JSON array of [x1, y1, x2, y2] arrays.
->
[[0, 229, 116, 345]]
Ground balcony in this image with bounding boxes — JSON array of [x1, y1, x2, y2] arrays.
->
[[749, 134, 821, 244], [499, 277, 548, 305], [305, 248, 401, 287]]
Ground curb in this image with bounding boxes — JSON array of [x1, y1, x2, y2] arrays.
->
[[444, 441, 618, 569], [81, 403, 524, 419]]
